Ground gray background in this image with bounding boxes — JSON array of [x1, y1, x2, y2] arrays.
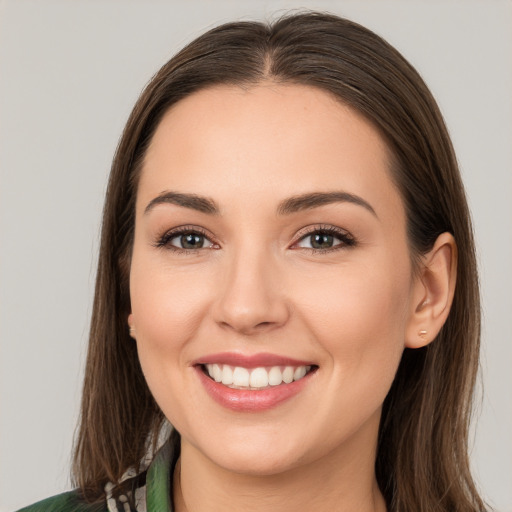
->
[[0, 1, 511, 511]]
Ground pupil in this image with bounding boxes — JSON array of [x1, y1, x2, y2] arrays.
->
[[181, 233, 204, 249], [311, 233, 333, 249]]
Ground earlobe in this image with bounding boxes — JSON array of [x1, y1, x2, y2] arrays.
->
[[405, 232, 457, 349], [127, 313, 136, 339]]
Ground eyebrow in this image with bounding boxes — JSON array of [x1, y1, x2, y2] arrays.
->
[[144, 191, 219, 215], [277, 191, 377, 217], [144, 190, 377, 218]]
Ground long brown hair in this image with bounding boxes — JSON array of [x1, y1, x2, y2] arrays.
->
[[73, 12, 486, 511]]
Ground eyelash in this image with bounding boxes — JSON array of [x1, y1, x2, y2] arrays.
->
[[292, 224, 356, 254], [153, 225, 216, 254], [153, 224, 356, 254]]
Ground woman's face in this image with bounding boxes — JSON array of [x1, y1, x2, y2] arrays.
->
[[129, 83, 420, 475]]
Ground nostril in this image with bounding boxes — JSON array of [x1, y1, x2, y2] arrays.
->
[[217, 319, 279, 335], [255, 321, 272, 328]]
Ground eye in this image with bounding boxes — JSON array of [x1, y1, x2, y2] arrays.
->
[[155, 226, 216, 252], [171, 232, 213, 250], [294, 225, 355, 252]]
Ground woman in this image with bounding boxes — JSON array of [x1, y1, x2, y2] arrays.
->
[[19, 11, 487, 512]]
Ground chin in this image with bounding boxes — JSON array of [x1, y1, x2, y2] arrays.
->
[[209, 446, 307, 477], [183, 423, 313, 476]]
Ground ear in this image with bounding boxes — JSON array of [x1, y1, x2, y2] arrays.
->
[[127, 312, 136, 339], [405, 232, 457, 349]]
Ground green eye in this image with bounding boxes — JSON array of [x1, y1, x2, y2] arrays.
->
[[309, 233, 335, 249], [174, 233, 207, 249], [295, 227, 355, 252], [156, 227, 215, 251]]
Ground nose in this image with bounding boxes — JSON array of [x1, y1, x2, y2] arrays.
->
[[213, 248, 290, 336]]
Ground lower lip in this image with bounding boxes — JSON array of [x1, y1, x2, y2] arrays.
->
[[195, 366, 314, 412]]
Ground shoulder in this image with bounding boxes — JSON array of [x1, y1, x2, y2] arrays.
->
[[16, 489, 108, 512]]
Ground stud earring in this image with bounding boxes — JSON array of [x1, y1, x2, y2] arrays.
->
[[418, 329, 427, 340]]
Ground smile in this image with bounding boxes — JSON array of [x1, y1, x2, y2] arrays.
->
[[193, 353, 318, 411], [203, 363, 313, 389]]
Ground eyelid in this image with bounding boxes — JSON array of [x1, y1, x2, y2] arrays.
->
[[153, 225, 219, 251], [291, 224, 356, 251], [153, 223, 355, 253]]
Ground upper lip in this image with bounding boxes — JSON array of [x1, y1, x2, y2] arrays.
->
[[192, 352, 315, 369]]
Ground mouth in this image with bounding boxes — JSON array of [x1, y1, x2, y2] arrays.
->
[[200, 363, 316, 390], [193, 353, 318, 412]]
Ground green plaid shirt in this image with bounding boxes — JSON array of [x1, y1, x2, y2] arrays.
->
[[17, 440, 177, 512]]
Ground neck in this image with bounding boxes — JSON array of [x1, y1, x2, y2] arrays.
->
[[173, 414, 386, 512]]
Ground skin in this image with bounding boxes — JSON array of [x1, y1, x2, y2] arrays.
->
[[128, 83, 456, 512]]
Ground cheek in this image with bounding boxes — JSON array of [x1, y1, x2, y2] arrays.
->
[[128, 253, 213, 400], [130, 255, 210, 344], [128, 255, 218, 435], [295, 253, 411, 387]]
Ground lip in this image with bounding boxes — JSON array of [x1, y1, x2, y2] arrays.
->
[[192, 352, 315, 368], [193, 352, 317, 412], [195, 368, 315, 412]]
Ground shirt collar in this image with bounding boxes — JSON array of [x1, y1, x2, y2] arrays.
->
[[146, 432, 180, 511], [106, 431, 180, 512]]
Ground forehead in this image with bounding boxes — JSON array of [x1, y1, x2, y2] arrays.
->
[[139, 83, 402, 220]]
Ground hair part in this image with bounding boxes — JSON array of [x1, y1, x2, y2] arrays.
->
[[73, 11, 486, 511]]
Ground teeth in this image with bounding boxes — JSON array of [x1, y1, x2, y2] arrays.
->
[[268, 366, 283, 386], [282, 366, 294, 384], [221, 365, 233, 385], [232, 367, 250, 387], [205, 364, 312, 389], [212, 363, 222, 382], [293, 366, 307, 380], [250, 367, 268, 388]]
